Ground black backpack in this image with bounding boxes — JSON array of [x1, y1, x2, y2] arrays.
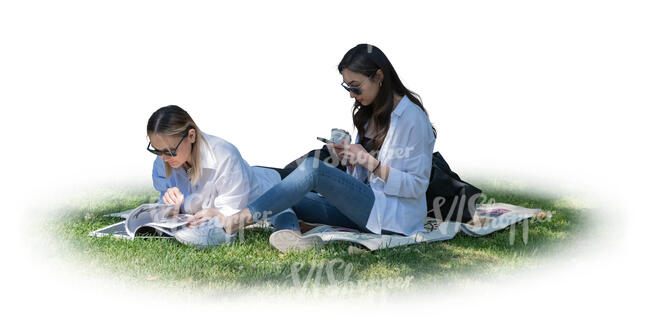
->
[[426, 152, 482, 223], [257, 147, 481, 223]]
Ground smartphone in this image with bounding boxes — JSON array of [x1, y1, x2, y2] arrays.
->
[[317, 137, 335, 144]]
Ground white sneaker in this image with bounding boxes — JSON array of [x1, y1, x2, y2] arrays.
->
[[174, 217, 235, 249], [269, 230, 323, 252]]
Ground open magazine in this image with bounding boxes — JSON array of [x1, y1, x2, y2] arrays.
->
[[89, 204, 191, 240], [460, 203, 549, 237]]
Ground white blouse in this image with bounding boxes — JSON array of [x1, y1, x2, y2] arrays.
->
[[152, 132, 280, 216], [349, 96, 436, 235]]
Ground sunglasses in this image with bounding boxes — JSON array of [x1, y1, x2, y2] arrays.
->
[[340, 72, 376, 95], [147, 128, 191, 157]]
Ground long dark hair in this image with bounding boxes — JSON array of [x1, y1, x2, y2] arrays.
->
[[337, 44, 436, 152]]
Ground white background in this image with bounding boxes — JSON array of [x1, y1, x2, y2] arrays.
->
[[1, 0, 648, 332]]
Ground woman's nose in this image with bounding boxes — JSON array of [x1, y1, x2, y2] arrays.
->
[[349, 91, 356, 98]]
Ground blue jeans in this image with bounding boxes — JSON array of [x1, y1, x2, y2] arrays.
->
[[269, 208, 300, 232], [248, 157, 376, 233]]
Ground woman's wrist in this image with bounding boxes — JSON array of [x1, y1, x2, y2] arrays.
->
[[367, 156, 390, 181], [372, 160, 381, 174], [367, 156, 380, 173]]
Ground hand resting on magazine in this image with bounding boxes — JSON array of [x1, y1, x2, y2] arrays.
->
[[186, 208, 225, 228], [186, 209, 245, 235]]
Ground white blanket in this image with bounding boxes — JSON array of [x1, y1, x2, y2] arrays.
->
[[300, 203, 550, 251], [100, 203, 550, 250]]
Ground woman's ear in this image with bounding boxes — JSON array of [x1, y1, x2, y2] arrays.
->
[[189, 128, 196, 143], [375, 69, 384, 84]]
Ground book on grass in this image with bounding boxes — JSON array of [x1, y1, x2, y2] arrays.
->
[[89, 203, 191, 240]]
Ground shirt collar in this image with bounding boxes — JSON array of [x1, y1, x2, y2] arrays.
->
[[198, 132, 218, 170], [392, 95, 411, 118]]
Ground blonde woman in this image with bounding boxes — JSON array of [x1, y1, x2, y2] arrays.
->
[[146, 105, 299, 248]]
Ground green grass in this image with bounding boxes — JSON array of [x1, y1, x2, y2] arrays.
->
[[39, 179, 594, 297]]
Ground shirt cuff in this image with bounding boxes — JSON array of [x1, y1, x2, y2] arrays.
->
[[216, 206, 240, 217], [382, 165, 404, 196]]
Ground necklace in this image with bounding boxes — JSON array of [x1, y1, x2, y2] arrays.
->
[[183, 162, 193, 175]]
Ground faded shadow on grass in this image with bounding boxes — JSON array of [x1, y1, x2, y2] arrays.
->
[[49, 180, 590, 290]]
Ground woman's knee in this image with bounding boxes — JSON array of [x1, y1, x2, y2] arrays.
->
[[297, 157, 324, 173], [294, 157, 328, 189]]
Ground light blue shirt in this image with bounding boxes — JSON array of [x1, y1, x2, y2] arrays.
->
[[349, 96, 436, 235], [152, 132, 280, 215]]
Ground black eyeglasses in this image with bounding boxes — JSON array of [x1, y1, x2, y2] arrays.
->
[[341, 72, 376, 95], [147, 128, 190, 157]]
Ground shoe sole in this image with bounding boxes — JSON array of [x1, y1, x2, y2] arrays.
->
[[269, 230, 323, 252]]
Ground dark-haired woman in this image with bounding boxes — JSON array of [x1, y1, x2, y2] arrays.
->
[[188, 44, 436, 252], [146, 105, 300, 248]]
